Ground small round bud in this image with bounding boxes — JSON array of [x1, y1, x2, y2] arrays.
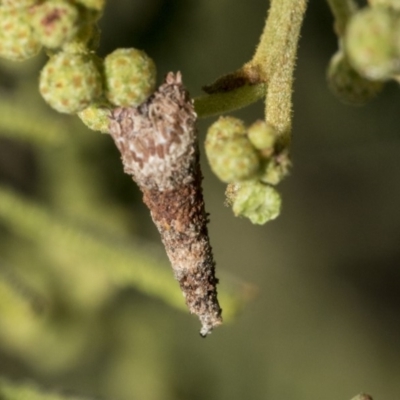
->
[[247, 120, 278, 155], [0, 8, 41, 61], [206, 116, 247, 139], [78, 100, 112, 133], [327, 50, 384, 105], [260, 151, 291, 185], [231, 181, 281, 225], [29, 1, 79, 49], [39, 52, 102, 113], [205, 117, 260, 183], [104, 48, 157, 107], [345, 6, 400, 80]]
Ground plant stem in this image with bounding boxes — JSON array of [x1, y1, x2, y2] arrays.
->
[[194, 83, 266, 118], [326, 0, 357, 37], [196, 0, 308, 132], [252, 0, 308, 143]]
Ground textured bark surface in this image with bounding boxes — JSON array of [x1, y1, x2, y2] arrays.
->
[[109, 72, 222, 335]]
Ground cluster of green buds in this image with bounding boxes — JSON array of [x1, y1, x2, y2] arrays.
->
[[0, 0, 104, 60], [205, 116, 290, 225], [327, 0, 400, 105], [0, 0, 157, 132], [78, 48, 156, 132]]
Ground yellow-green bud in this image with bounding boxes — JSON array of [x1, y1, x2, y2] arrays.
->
[[78, 100, 112, 133], [205, 117, 260, 183], [231, 181, 281, 225], [0, 7, 41, 61], [327, 50, 384, 105], [29, 1, 79, 49], [207, 116, 247, 138], [39, 52, 102, 113], [247, 120, 278, 156], [104, 48, 157, 107], [260, 151, 291, 185], [1, 0, 37, 8], [345, 6, 400, 80]]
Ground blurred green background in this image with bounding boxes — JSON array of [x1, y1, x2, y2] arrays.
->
[[1, 1, 400, 400]]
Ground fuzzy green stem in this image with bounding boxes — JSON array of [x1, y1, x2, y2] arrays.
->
[[194, 83, 266, 118], [250, 0, 308, 78], [196, 1, 307, 120], [254, 0, 308, 143], [326, 0, 357, 36]]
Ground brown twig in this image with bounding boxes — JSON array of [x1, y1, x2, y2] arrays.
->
[[109, 72, 222, 336]]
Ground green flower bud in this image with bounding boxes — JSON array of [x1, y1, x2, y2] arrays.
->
[[327, 50, 384, 105], [29, 1, 79, 49], [0, 7, 41, 61], [205, 117, 260, 183], [78, 100, 112, 133], [104, 48, 157, 107], [1, 0, 37, 8], [260, 151, 291, 185], [39, 52, 102, 113], [345, 6, 400, 80], [207, 116, 247, 138], [247, 120, 278, 156], [231, 181, 281, 225]]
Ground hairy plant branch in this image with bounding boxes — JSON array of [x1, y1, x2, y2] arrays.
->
[[195, 0, 308, 147], [260, 0, 308, 144]]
